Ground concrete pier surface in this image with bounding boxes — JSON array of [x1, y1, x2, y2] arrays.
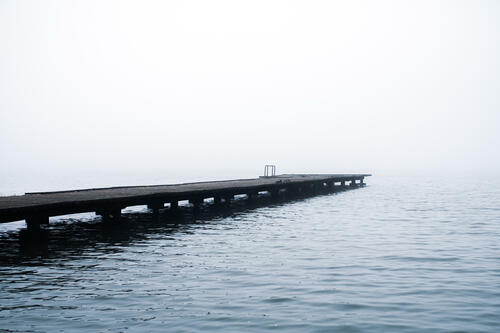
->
[[0, 174, 370, 229]]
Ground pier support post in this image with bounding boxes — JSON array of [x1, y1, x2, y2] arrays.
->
[[190, 198, 204, 209], [170, 200, 179, 210], [97, 209, 122, 223], [213, 195, 222, 206], [350, 179, 357, 187], [360, 177, 365, 186], [26, 216, 49, 230], [247, 191, 258, 201], [326, 181, 334, 191], [147, 202, 164, 215], [223, 195, 233, 205], [297, 186, 305, 196], [286, 185, 298, 197]]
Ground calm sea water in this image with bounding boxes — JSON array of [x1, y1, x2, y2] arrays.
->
[[1, 175, 499, 332]]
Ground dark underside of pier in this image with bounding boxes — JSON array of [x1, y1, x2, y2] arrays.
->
[[0, 174, 370, 230]]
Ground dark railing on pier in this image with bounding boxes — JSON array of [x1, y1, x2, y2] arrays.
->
[[0, 174, 370, 230]]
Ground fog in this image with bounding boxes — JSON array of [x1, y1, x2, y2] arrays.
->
[[1, 0, 499, 191]]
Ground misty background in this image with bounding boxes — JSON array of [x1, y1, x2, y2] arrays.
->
[[1, 0, 499, 194]]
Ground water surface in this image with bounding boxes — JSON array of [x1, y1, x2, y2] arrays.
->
[[1, 175, 499, 332]]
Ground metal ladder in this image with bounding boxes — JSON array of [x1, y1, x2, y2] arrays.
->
[[264, 165, 276, 177]]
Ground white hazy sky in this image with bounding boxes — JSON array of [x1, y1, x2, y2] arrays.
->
[[1, 0, 499, 188]]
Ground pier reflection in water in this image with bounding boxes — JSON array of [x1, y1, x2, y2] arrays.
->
[[2, 193, 302, 263]]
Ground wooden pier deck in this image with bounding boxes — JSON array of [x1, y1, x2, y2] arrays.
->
[[0, 174, 370, 229]]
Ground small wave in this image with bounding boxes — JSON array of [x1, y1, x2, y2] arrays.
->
[[382, 255, 460, 262], [263, 297, 296, 303]]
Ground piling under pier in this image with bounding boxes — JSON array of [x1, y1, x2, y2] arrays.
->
[[0, 174, 371, 230]]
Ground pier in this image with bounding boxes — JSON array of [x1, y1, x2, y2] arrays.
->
[[0, 174, 370, 230]]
